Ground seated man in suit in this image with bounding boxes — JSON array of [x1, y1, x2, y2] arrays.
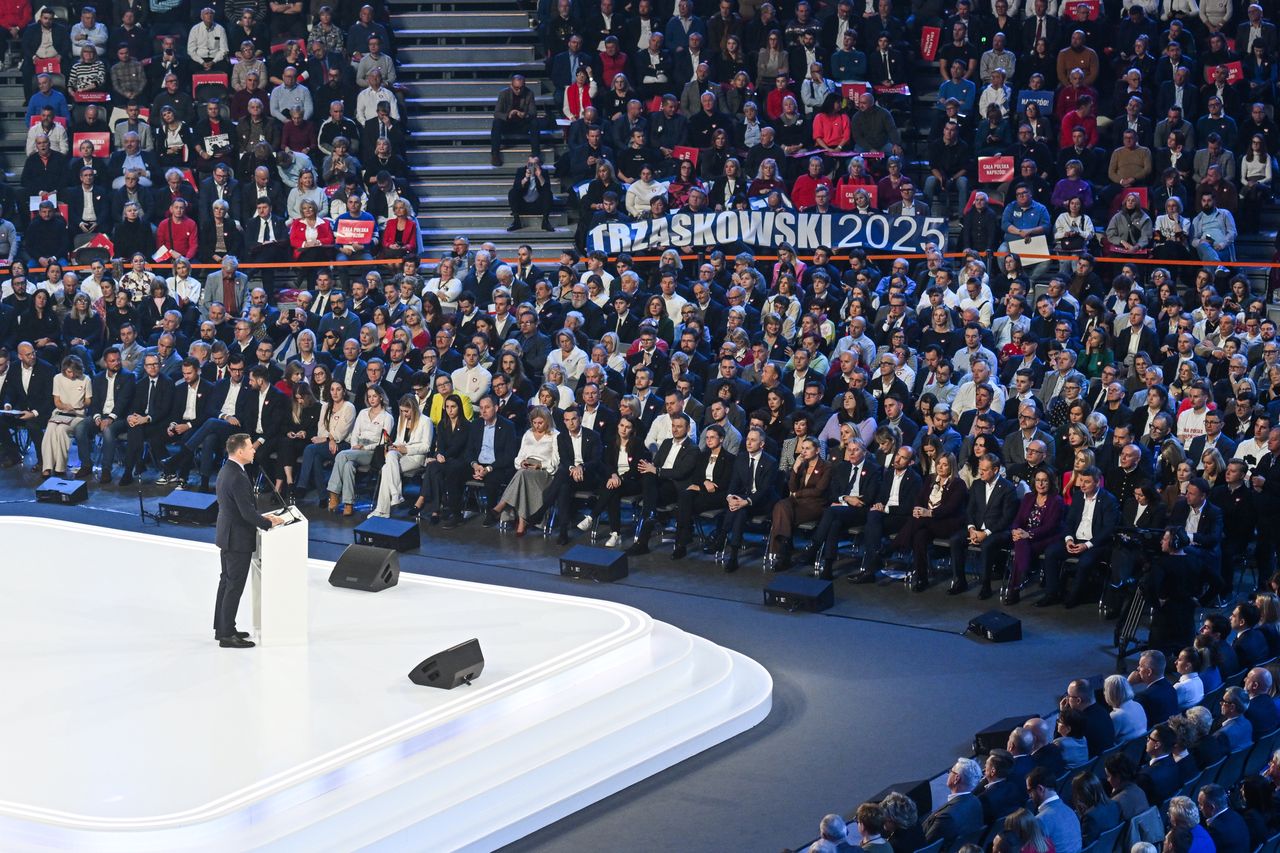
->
[[448, 394, 518, 528], [1232, 602, 1270, 672], [161, 356, 249, 492], [5, 342, 56, 470], [850, 446, 922, 584], [1037, 467, 1119, 608], [1198, 784, 1251, 853], [922, 757, 984, 849], [1139, 726, 1182, 804], [1061, 678, 1117, 757], [1244, 668, 1280, 736], [628, 412, 701, 556], [1026, 716, 1067, 780], [950, 453, 1018, 598], [672, 424, 735, 560], [1168, 477, 1226, 606], [118, 352, 176, 485], [1129, 649, 1181, 727], [713, 426, 779, 574], [1213, 687, 1254, 753], [1027, 765, 1083, 853], [75, 345, 134, 482], [800, 438, 880, 578], [238, 364, 289, 483], [543, 406, 603, 545], [154, 358, 213, 485], [976, 751, 1026, 826]]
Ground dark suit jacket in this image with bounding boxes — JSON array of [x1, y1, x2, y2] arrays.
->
[[922, 792, 984, 846], [1246, 693, 1280, 736], [965, 475, 1018, 533], [977, 777, 1026, 825], [7, 358, 55, 427], [1166, 498, 1223, 557], [464, 416, 519, 475], [692, 447, 735, 493], [1235, 627, 1271, 672], [1082, 701, 1117, 756], [1080, 800, 1122, 847], [1062, 488, 1120, 548], [652, 438, 704, 491], [238, 386, 288, 441], [214, 459, 271, 553], [167, 378, 214, 427], [873, 467, 924, 519], [65, 184, 113, 231], [1206, 806, 1253, 853], [1138, 677, 1180, 727], [88, 369, 135, 421], [554, 426, 604, 481], [128, 373, 175, 427], [828, 458, 881, 502], [1137, 753, 1181, 804], [727, 450, 779, 507]]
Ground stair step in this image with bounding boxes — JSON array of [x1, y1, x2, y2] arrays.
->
[[412, 128, 558, 144], [420, 212, 569, 229], [399, 78, 547, 98], [403, 113, 497, 132], [399, 60, 542, 76], [391, 10, 531, 27], [393, 26, 536, 41], [410, 95, 549, 111], [398, 44, 537, 62]]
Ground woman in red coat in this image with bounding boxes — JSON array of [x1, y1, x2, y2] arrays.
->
[[379, 198, 418, 259], [288, 199, 335, 283]]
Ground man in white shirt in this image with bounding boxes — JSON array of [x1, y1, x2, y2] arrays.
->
[[187, 7, 229, 72], [1038, 467, 1118, 608], [644, 390, 698, 453], [451, 343, 492, 404]]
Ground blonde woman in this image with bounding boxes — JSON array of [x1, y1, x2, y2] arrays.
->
[[370, 394, 435, 518], [42, 355, 91, 477], [493, 404, 559, 535], [298, 380, 356, 503]]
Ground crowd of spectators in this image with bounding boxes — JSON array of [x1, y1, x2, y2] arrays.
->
[[508, 0, 1280, 261]]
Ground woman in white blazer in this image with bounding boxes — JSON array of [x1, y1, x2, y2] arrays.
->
[[369, 394, 435, 517]]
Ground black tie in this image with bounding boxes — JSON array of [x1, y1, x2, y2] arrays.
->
[[145, 379, 155, 416], [749, 456, 758, 490], [849, 464, 860, 494]]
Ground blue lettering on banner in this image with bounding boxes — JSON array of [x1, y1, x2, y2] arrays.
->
[[588, 211, 947, 254]]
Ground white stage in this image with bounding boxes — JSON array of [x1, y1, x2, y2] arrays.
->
[[0, 518, 772, 852]]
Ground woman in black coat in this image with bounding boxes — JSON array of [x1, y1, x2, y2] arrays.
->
[[104, 290, 138, 345], [61, 291, 105, 366], [17, 289, 62, 362], [198, 201, 244, 265], [597, 415, 652, 546], [110, 203, 157, 263], [412, 393, 472, 524]]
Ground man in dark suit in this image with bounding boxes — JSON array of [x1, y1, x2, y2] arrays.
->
[[214, 432, 282, 648], [241, 199, 289, 291], [628, 413, 701, 556], [1037, 468, 1119, 608], [1244, 667, 1280, 735], [450, 394, 518, 527], [118, 352, 176, 485], [1131, 649, 1181, 726], [1186, 416, 1238, 473], [1167, 478, 1226, 604], [716, 426, 778, 573], [923, 757, 984, 849], [1062, 678, 1116, 757], [802, 439, 880, 578], [949, 453, 1018, 598], [851, 446, 922, 583], [6, 342, 55, 470], [1137, 724, 1182, 804], [1232, 602, 1271, 671], [162, 356, 249, 492], [976, 751, 1027, 825], [1200, 783, 1252, 853], [76, 346, 135, 481], [239, 364, 288, 480], [156, 359, 214, 485], [545, 406, 604, 545], [65, 166, 113, 245]]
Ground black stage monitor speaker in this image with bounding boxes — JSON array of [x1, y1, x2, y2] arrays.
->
[[35, 476, 88, 504], [966, 610, 1023, 642], [871, 780, 933, 816], [353, 516, 420, 552], [329, 544, 400, 592], [560, 545, 628, 582], [408, 638, 484, 689], [763, 575, 835, 612], [972, 714, 1038, 754], [157, 489, 218, 523]]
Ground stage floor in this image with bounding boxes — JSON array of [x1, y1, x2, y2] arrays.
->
[[0, 518, 771, 852]]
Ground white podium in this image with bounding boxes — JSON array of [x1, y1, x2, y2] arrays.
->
[[250, 505, 309, 645]]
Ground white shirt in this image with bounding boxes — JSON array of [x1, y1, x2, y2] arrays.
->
[[451, 364, 492, 404], [846, 462, 863, 497], [100, 371, 116, 416], [662, 438, 685, 469], [582, 406, 598, 432], [181, 382, 198, 420], [1185, 502, 1202, 535], [220, 381, 242, 418], [568, 430, 583, 465], [1074, 493, 1098, 543], [887, 469, 906, 508]]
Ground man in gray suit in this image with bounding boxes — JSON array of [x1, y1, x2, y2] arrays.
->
[[1028, 766, 1083, 853], [199, 255, 251, 319], [1037, 349, 1088, 409], [214, 433, 282, 648], [1005, 404, 1056, 469], [923, 758, 985, 849]]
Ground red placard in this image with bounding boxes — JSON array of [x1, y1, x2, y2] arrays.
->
[[920, 26, 941, 62], [673, 146, 699, 165], [72, 91, 109, 103], [977, 155, 1016, 183], [72, 132, 110, 157], [1063, 0, 1100, 18], [334, 219, 375, 243], [838, 184, 878, 208], [191, 72, 229, 96], [34, 57, 61, 75], [1205, 61, 1244, 84], [841, 82, 868, 101], [28, 115, 68, 127], [873, 83, 911, 96]]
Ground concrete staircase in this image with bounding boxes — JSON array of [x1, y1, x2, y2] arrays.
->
[[392, 0, 570, 259]]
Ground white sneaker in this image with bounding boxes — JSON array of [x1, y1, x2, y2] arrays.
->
[[576, 516, 593, 531], [605, 532, 621, 547]]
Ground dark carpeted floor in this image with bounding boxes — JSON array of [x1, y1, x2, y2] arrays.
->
[[0, 468, 1140, 853]]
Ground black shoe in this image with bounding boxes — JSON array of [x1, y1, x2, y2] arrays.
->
[[214, 631, 251, 640], [556, 530, 570, 545], [506, 219, 521, 232], [723, 554, 739, 573], [672, 544, 688, 560], [481, 510, 498, 528], [702, 538, 724, 555], [1063, 596, 1080, 610], [1003, 589, 1021, 605], [541, 217, 554, 231], [99, 472, 112, 485], [1102, 607, 1120, 620], [947, 580, 969, 596], [911, 574, 928, 593], [977, 586, 994, 600], [199, 479, 213, 494], [441, 515, 460, 530], [626, 540, 650, 556], [847, 571, 876, 584], [1035, 593, 1062, 608], [119, 473, 134, 486], [796, 546, 816, 564], [218, 636, 256, 648]]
